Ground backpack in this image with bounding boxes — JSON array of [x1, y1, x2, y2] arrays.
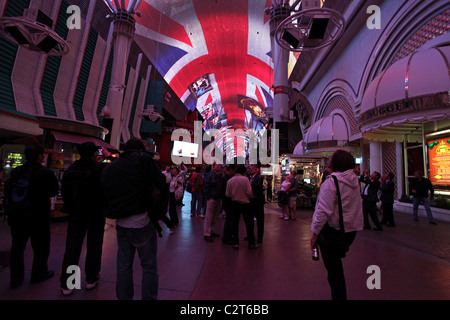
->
[[138, 153, 166, 237], [61, 166, 96, 212], [4, 167, 32, 219], [193, 173, 202, 190]]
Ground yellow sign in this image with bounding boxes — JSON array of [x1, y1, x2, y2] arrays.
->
[[4, 153, 24, 169]]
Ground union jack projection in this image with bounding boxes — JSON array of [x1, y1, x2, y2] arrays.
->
[[130, 0, 275, 158]]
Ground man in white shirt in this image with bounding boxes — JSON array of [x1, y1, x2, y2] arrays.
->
[[226, 165, 258, 250], [162, 166, 172, 185]]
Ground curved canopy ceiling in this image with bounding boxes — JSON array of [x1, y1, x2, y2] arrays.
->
[[122, 0, 275, 157]]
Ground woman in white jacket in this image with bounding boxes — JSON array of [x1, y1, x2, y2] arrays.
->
[[310, 150, 363, 300]]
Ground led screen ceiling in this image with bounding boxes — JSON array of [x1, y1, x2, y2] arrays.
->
[[128, 0, 275, 158]]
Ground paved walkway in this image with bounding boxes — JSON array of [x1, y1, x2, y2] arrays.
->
[[0, 192, 449, 301]]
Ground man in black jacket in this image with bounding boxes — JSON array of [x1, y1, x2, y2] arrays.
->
[[203, 164, 223, 242], [380, 172, 395, 227], [4, 144, 59, 288], [248, 165, 265, 243], [101, 138, 165, 300], [410, 171, 436, 224], [59, 142, 110, 296], [360, 171, 383, 231]]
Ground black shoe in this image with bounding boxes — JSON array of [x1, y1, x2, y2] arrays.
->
[[210, 232, 220, 237], [30, 271, 54, 284], [363, 225, 371, 230], [429, 221, 437, 225], [204, 236, 213, 242], [248, 244, 260, 250], [10, 279, 23, 289], [414, 218, 419, 221], [222, 239, 233, 245]]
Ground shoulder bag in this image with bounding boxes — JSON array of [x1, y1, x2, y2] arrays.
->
[[317, 175, 350, 258]]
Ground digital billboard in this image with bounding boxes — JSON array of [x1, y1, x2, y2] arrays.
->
[[428, 137, 450, 186]]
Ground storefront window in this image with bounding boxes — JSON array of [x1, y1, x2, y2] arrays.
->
[[406, 142, 424, 177]]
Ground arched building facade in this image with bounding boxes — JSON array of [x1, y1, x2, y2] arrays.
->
[[289, 0, 450, 221]]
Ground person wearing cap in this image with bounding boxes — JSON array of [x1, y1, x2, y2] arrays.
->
[[4, 144, 59, 289], [59, 142, 110, 296], [101, 137, 165, 300]]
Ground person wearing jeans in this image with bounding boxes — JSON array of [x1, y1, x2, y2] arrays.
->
[[101, 138, 166, 300], [203, 164, 223, 242], [116, 221, 158, 300], [410, 171, 436, 225], [190, 167, 204, 217]]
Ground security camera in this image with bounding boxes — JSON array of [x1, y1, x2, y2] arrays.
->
[[291, 81, 301, 93]]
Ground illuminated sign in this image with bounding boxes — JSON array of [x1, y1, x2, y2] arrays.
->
[[359, 92, 449, 123], [428, 137, 450, 186], [188, 74, 213, 99], [3, 152, 24, 169], [172, 140, 199, 159]]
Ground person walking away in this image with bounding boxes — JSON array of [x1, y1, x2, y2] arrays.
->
[[168, 166, 185, 229], [189, 166, 204, 217], [203, 164, 223, 242], [267, 176, 273, 202], [410, 171, 437, 225], [201, 166, 211, 217], [226, 165, 258, 250], [101, 138, 166, 300], [221, 164, 236, 245], [4, 144, 59, 288], [248, 165, 265, 243], [380, 172, 395, 227], [288, 172, 299, 221], [310, 150, 363, 300], [278, 176, 292, 220], [59, 142, 110, 295], [360, 171, 383, 231]]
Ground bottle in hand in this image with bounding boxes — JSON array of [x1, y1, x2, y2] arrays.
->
[[312, 244, 319, 261]]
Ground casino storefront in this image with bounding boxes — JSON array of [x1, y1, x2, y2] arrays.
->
[[359, 46, 450, 222]]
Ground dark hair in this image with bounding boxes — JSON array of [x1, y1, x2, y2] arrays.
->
[[330, 150, 355, 172], [77, 142, 98, 159], [195, 166, 202, 173], [124, 137, 146, 152], [172, 166, 180, 173], [226, 164, 236, 171], [24, 144, 44, 162], [236, 164, 247, 175], [373, 171, 381, 179], [388, 172, 395, 180]]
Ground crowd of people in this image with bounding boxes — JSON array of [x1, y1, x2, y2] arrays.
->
[[1, 139, 439, 301]]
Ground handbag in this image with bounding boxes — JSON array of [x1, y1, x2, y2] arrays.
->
[[175, 177, 184, 201], [317, 175, 350, 258], [277, 190, 289, 207], [185, 181, 192, 193]]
